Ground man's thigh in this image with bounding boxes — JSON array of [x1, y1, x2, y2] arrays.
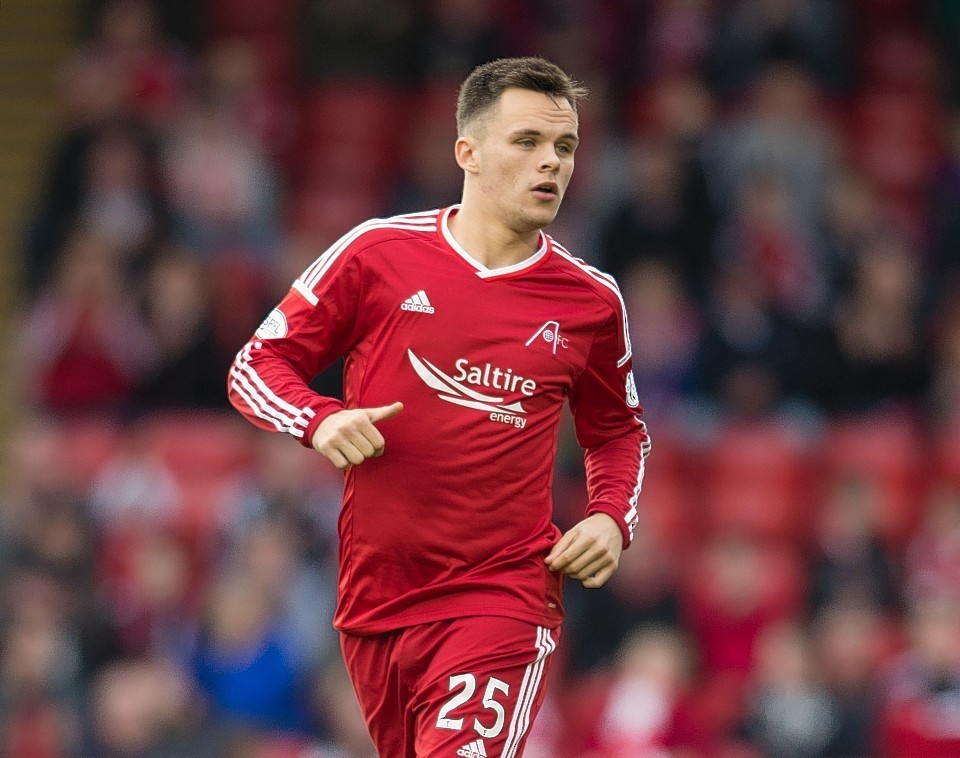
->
[[342, 617, 560, 758]]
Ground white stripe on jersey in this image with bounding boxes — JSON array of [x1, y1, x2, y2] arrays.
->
[[300, 208, 440, 286], [502, 627, 556, 758], [295, 211, 439, 305], [230, 376, 290, 433], [232, 344, 311, 438], [550, 241, 632, 368]]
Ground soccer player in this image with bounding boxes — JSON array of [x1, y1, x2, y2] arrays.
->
[[227, 56, 650, 757]]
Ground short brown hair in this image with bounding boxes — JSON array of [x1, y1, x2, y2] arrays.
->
[[456, 57, 588, 136]]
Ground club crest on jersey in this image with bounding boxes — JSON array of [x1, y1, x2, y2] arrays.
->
[[406, 349, 532, 429], [255, 308, 287, 339], [525, 320, 568, 354]]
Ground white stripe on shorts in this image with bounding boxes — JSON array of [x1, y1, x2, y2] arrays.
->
[[501, 626, 555, 758]]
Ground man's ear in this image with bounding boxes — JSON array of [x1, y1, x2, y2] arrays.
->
[[454, 136, 480, 174]]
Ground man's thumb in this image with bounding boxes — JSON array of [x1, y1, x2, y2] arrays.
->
[[366, 401, 404, 424]]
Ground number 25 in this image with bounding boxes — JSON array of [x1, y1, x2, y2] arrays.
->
[[436, 673, 510, 739]]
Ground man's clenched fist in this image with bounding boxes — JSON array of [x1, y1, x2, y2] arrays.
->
[[311, 402, 404, 470]]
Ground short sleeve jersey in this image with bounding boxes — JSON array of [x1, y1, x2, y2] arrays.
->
[[228, 207, 650, 634]]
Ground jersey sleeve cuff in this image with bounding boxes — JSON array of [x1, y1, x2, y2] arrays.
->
[[299, 399, 346, 449], [585, 502, 634, 550]]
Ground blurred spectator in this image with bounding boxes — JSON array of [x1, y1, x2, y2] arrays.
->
[[190, 571, 310, 734], [198, 39, 299, 167], [641, 0, 714, 82], [598, 132, 711, 286], [619, 259, 702, 424], [930, 110, 960, 290], [16, 230, 159, 415], [706, 0, 853, 97], [681, 533, 799, 746], [416, 0, 507, 84], [701, 62, 837, 232], [875, 596, 960, 757], [586, 625, 694, 757], [812, 603, 887, 758], [810, 235, 932, 414], [713, 168, 828, 324], [820, 167, 884, 294], [739, 620, 836, 758], [135, 251, 230, 410], [386, 85, 464, 215], [929, 293, 960, 424], [222, 431, 342, 559], [58, 0, 191, 127], [232, 520, 337, 672], [82, 657, 211, 758], [23, 120, 166, 294], [0, 587, 80, 758], [298, 0, 422, 86], [107, 529, 197, 657], [76, 123, 166, 265], [806, 471, 901, 616], [689, 259, 813, 419], [565, 517, 682, 674], [87, 424, 181, 529], [160, 103, 280, 261], [905, 484, 960, 605], [307, 656, 378, 757]]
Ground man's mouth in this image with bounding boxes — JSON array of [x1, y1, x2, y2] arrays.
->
[[532, 182, 558, 199]]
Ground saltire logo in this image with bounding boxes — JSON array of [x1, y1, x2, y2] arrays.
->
[[407, 349, 527, 415]]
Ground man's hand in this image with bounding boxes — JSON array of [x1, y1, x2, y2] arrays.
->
[[311, 402, 404, 470], [546, 513, 623, 589]]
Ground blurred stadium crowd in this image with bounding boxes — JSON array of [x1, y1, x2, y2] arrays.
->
[[4, 0, 960, 756]]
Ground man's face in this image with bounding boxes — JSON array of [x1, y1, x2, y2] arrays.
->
[[467, 87, 579, 233]]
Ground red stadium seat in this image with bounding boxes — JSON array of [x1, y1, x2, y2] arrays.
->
[[847, 88, 941, 198], [288, 188, 384, 239], [301, 82, 404, 144], [208, 0, 299, 37], [701, 423, 810, 544], [861, 32, 939, 94], [932, 424, 960, 488], [142, 412, 254, 482], [821, 416, 925, 545], [636, 432, 700, 552], [295, 82, 406, 191]]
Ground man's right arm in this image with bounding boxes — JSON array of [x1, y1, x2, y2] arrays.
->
[[227, 241, 368, 449], [227, 288, 350, 447]]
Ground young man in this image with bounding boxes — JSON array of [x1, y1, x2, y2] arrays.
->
[[228, 57, 650, 757]]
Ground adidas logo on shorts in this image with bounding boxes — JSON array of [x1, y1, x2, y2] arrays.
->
[[456, 738, 487, 757]]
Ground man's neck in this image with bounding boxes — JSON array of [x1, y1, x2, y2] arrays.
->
[[447, 203, 541, 270]]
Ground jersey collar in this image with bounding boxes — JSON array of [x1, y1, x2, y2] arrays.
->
[[440, 205, 551, 280]]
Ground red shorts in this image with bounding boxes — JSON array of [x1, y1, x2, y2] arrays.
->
[[340, 616, 560, 758]]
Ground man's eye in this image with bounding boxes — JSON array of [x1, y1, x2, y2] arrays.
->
[[518, 139, 535, 147]]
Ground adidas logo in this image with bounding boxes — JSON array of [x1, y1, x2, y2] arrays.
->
[[401, 290, 435, 314], [456, 739, 487, 757]]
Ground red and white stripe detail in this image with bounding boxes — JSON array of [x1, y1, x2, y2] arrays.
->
[[502, 626, 556, 758], [294, 211, 440, 306], [551, 241, 632, 368], [230, 342, 315, 438]]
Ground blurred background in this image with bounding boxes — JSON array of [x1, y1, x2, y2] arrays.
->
[[1, 0, 960, 756]]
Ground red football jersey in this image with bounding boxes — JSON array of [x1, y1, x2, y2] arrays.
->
[[228, 207, 650, 634]]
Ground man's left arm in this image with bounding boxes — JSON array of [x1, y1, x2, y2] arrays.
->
[[546, 308, 651, 588]]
